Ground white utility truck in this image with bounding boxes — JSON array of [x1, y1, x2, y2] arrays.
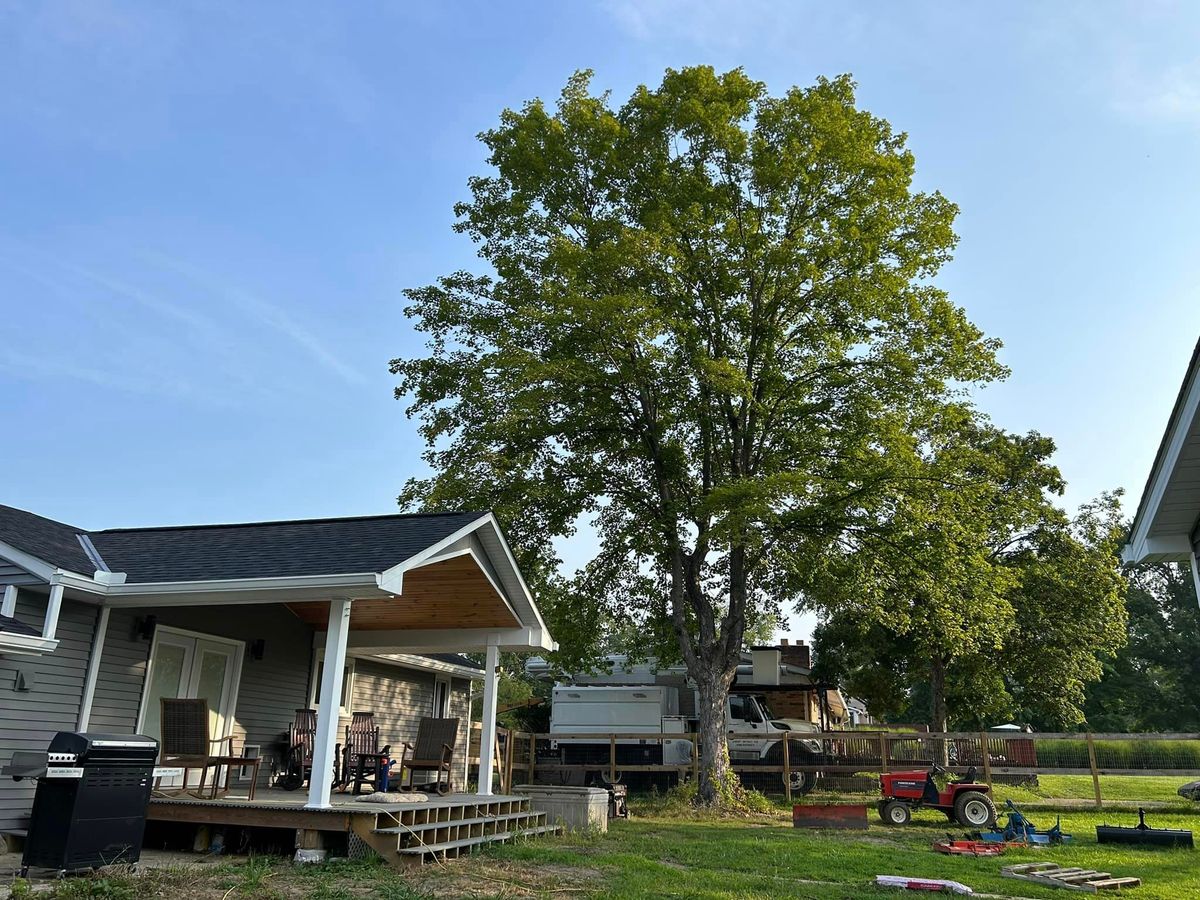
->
[[549, 684, 824, 793]]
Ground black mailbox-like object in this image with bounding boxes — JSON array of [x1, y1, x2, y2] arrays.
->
[[13, 731, 159, 874]]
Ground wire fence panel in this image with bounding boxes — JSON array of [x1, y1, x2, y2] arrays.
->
[[492, 730, 1200, 805]]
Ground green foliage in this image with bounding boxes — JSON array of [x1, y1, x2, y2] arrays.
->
[[812, 477, 1128, 731], [1084, 561, 1200, 732], [393, 66, 1004, 803]]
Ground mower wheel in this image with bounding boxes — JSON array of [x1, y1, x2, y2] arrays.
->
[[880, 800, 912, 826], [953, 791, 997, 828]]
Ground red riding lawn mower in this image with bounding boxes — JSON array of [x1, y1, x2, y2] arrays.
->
[[879, 765, 998, 828]]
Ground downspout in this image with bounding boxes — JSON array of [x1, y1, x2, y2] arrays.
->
[[1190, 551, 1200, 610]]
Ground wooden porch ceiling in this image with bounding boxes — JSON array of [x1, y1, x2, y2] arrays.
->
[[287, 553, 519, 631]]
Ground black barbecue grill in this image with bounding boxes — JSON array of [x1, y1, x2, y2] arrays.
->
[[4, 731, 159, 874]]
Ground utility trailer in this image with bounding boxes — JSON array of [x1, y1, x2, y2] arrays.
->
[[549, 685, 825, 793], [550, 685, 694, 767]]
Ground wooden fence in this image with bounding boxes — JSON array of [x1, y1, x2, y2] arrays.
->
[[468, 729, 1200, 808]]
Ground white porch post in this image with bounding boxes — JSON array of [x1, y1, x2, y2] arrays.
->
[[1, 584, 16, 618], [307, 597, 352, 809], [42, 583, 64, 640], [1190, 551, 1200, 610], [77, 606, 110, 731], [478, 639, 500, 795]]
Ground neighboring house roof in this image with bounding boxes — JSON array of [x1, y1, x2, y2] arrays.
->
[[86, 511, 485, 583], [422, 652, 483, 672], [0, 504, 94, 575], [1123, 336, 1200, 564]]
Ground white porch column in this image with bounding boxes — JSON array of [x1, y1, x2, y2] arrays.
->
[[306, 597, 352, 809], [1, 584, 16, 618], [77, 606, 110, 731], [1190, 551, 1200, 610], [42, 583, 64, 640], [478, 639, 500, 795]]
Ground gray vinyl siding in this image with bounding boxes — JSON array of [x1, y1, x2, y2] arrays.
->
[[0, 560, 43, 588], [89, 605, 314, 788], [347, 662, 473, 782], [0, 597, 97, 832]]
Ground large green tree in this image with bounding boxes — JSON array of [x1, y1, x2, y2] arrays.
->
[[1084, 561, 1200, 732], [392, 67, 1004, 804]]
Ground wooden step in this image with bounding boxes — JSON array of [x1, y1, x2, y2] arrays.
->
[[395, 824, 561, 861], [374, 811, 546, 836]]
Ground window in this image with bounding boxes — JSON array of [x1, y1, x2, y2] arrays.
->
[[433, 676, 451, 717], [310, 653, 355, 717], [729, 695, 750, 721]]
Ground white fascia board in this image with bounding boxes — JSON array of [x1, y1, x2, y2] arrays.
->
[[0, 632, 60, 656], [1121, 533, 1194, 565], [1126, 355, 1200, 560], [346, 625, 556, 653], [0, 540, 97, 589], [102, 572, 386, 607], [477, 513, 548, 633], [376, 514, 493, 595], [352, 651, 483, 681]]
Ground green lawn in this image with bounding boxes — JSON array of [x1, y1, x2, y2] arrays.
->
[[5, 795, 1198, 899], [484, 805, 1200, 899]]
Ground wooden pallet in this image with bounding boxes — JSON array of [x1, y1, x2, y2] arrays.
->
[[1002, 863, 1141, 892]]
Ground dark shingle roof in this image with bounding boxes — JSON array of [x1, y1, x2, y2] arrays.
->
[[0, 505, 94, 574], [0, 504, 488, 584], [87, 511, 486, 583], [0, 612, 41, 637], [422, 652, 484, 672]]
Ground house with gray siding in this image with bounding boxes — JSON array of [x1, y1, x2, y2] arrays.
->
[[1122, 335, 1200, 603], [0, 503, 554, 838]]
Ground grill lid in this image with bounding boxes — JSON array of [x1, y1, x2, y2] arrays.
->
[[47, 731, 159, 760]]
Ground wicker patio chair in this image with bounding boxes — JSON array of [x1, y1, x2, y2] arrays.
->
[[339, 711, 391, 795], [158, 697, 260, 800], [398, 717, 459, 795]]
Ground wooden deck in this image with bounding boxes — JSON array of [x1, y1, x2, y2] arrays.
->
[[146, 789, 557, 864]]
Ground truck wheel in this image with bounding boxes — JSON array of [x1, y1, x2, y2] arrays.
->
[[880, 800, 911, 826], [767, 743, 816, 795], [953, 791, 997, 828]]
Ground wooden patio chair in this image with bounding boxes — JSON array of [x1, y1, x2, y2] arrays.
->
[[339, 711, 391, 795], [158, 697, 260, 800], [398, 717, 459, 795], [278, 708, 317, 790]]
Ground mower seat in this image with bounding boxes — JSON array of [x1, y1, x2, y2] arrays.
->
[[952, 767, 979, 785]]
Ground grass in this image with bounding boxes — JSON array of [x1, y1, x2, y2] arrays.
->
[[483, 801, 1200, 899], [4, 789, 1198, 899]]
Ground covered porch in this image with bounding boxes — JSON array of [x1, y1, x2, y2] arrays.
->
[[71, 512, 554, 812]]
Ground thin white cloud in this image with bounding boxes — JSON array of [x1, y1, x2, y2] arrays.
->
[[141, 251, 369, 387], [1113, 58, 1200, 125], [233, 288, 370, 386]]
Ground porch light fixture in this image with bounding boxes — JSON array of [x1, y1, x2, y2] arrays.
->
[[134, 615, 156, 641]]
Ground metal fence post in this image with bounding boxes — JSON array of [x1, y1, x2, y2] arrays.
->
[[1086, 732, 1102, 808]]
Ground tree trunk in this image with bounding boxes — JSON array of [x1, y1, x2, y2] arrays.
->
[[930, 654, 950, 766], [692, 661, 737, 806]]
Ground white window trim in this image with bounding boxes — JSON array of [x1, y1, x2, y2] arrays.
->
[[433, 674, 452, 718], [310, 650, 355, 717]]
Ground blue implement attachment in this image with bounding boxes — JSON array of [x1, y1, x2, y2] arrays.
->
[[978, 800, 1071, 845]]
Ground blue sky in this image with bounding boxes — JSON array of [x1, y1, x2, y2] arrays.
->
[[2, 1, 1199, 642]]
